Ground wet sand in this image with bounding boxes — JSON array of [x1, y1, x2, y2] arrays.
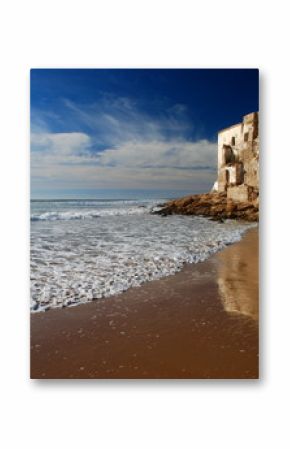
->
[[31, 228, 259, 379]]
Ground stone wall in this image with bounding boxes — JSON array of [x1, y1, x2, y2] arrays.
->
[[216, 112, 259, 202], [227, 185, 249, 203]]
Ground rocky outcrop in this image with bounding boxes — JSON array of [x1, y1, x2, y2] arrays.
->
[[153, 192, 259, 222]]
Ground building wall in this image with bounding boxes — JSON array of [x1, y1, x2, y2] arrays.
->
[[217, 123, 242, 171], [227, 185, 249, 202], [216, 112, 259, 201]]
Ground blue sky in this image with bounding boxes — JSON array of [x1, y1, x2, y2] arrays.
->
[[30, 69, 258, 199]]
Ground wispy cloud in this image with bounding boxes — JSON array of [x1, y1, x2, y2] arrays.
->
[[31, 96, 217, 195], [96, 140, 216, 170], [63, 96, 192, 145]]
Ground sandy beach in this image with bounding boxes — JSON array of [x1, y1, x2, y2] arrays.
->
[[30, 228, 259, 379]]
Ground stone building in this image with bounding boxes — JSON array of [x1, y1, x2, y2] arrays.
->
[[215, 112, 259, 202]]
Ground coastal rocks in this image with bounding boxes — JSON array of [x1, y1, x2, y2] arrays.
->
[[153, 192, 259, 222]]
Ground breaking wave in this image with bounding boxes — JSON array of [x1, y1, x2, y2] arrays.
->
[[31, 199, 256, 312], [31, 206, 153, 221]]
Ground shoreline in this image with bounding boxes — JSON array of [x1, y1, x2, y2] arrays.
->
[[31, 220, 255, 314], [31, 228, 259, 379]]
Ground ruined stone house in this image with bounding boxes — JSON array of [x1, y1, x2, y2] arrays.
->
[[214, 112, 259, 202]]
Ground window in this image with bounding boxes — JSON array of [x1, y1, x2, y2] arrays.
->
[[244, 132, 249, 142], [223, 146, 234, 164], [231, 136, 235, 146]]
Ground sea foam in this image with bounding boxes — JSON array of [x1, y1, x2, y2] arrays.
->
[[30, 199, 255, 312]]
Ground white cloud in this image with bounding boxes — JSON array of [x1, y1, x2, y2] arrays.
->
[[31, 135, 217, 192], [31, 132, 90, 155], [31, 98, 218, 194], [97, 140, 216, 170]]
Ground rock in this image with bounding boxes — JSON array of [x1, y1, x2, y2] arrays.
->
[[253, 197, 259, 208], [153, 192, 258, 222], [226, 201, 237, 213], [31, 301, 39, 311], [236, 202, 252, 211], [209, 217, 224, 223]]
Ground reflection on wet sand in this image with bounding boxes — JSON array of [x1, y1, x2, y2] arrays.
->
[[216, 228, 259, 320]]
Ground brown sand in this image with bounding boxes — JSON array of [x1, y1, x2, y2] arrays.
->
[[30, 228, 259, 379]]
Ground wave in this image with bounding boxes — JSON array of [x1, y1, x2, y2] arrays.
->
[[32, 199, 156, 207], [31, 210, 256, 312], [31, 205, 159, 221]]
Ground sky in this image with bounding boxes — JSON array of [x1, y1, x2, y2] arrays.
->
[[30, 69, 259, 199]]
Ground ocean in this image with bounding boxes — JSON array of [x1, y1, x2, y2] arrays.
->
[[30, 198, 254, 312]]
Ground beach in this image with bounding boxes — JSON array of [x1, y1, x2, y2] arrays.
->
[[31, 227, 259, 379]]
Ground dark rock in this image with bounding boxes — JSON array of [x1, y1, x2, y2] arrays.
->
[[152, 192, 259, 222]]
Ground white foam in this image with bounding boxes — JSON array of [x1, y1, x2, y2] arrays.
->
[[31, 208, 256, 312], [31, 200, 163, 221]]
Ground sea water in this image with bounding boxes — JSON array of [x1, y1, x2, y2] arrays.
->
[[30, 198, 255, 312]]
